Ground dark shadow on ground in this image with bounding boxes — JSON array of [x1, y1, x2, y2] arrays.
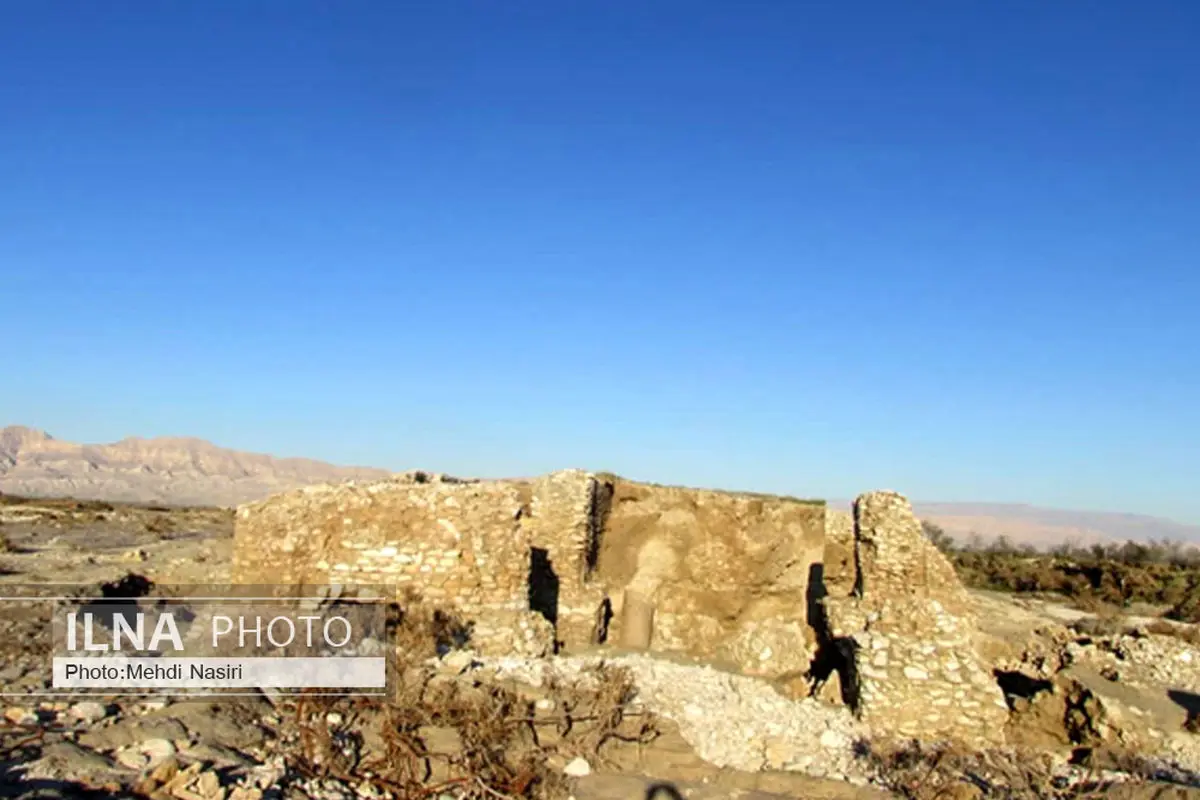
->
[[644, 783, 686, 800], [1169, 688, 1200, 733]]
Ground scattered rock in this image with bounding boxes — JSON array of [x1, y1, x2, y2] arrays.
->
[[150, 757, 181, 783], [67, 700, 110, 724], [564, 756, 592, 777], [440, 649, 478, 674], [3, 706, 37, 725], [79, 716, 189, 750], [114, 737, 176, 770], [179, 742, 254, 768], [22, 741, 120, 783], [196, 769, 223, 798]]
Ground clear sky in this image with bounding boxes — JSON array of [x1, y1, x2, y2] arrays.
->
[[2, 2, 1197, 522]]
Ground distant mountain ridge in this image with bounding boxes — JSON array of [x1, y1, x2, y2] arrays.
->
[[913, 501, 1200, 547], [0, 425, 390, 507], [5, 425, 1197, 546], [828, 498, 1200, 548]]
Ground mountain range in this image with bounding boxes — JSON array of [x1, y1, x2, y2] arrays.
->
[[3, 425, 1197, 547], [0, 425, 388, 507]]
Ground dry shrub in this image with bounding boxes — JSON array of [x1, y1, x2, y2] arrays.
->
[[285, 655, 558, 799], [543, 663, 656, 762], [1168, 591, 1200, 625], [282, 598, 656, 800], [948, 547, 1200, 615]]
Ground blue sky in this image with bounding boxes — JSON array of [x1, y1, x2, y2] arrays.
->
[[2, 2, 1198, 522]]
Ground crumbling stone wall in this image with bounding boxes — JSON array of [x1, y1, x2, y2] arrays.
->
[[231, 471, 556, 655], [522, 471, 611, 650], [822, 491, 1009, 746], [234, 470, 1015, 746], [822, 507, 856, 598], [594, 480, 826, 679], [232, 470, 825, 673]]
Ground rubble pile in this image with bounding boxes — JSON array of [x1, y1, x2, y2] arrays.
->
[[484, 652, 873, 781]]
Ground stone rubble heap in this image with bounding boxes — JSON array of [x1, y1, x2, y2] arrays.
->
[[481, 652, 873, 782], [1068, 632, 1200, 695]]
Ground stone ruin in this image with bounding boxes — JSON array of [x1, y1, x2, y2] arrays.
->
[[822, 492, 1009, 746], [232, 469, 1009, 746]]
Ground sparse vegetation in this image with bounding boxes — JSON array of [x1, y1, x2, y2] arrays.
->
[[920, 521, 1200, 622]]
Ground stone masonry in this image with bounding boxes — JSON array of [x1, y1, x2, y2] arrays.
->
[[593, 478, 826, 679], [232, 470, 826, 674], [233, 472, 1013, 746], [231, 469, 614, 656], [822, 491, 1010, 746]]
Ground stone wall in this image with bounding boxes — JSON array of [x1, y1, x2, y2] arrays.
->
[[232, 470, 825, 673], [233, 471, 1015, 747], [231, 470, 554, 654], [523, 470, 610, 650], [822, 507, 856, 598], [594, 480, 826, 679], [822, 491, 1009, 747]]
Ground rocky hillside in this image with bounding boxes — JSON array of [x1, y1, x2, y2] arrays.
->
[[0, 425, 390, 507]]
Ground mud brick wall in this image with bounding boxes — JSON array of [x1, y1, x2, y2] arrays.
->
[[823, 491, 1009, 747], [822, 508, 856, 599], [593, 480, 827, 679]]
